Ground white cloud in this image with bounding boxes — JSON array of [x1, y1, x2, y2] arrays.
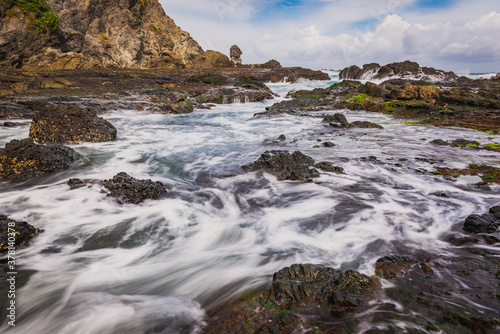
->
[[253, 12, 500, 71]]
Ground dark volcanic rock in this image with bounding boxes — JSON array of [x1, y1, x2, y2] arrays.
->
[[0, 138, 83, 181], [325, 113, 350, 128], [463, 214, 499, 233], [0, 214, 40, 252], [340, 61, 458, 82], [327, 113, 383, 129], [103, 172, 167, 204], [29, 104, 117, 144], [350, 121, 384, 129], [314, 162, 344, 174], [245, 150, 319, 181], [270, 264, 379, 311], [375, 255, 417, 279]]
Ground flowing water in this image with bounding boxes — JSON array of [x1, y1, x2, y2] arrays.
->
[[1, 74, 500, 333]]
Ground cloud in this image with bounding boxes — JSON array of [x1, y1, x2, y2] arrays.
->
[[253, 12, 500, 70]]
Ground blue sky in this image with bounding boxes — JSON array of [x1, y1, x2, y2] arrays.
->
[[160, 0, 500, 73]]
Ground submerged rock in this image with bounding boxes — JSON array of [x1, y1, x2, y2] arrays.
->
[[314, 162, 344, 173], [327, 113, 384, 129], [0, 138, 83, 181], [375, 255, 417, 279], [244, 150, 319, 181], [103, 172, 167, 204], [29, 104, 117, 144], [0, 214, 40, 252]]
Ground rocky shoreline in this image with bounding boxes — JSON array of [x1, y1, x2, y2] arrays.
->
[[1, 64, 499, 333]]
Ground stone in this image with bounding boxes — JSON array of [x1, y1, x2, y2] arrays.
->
[[270, 264, 379, 311], [0, 138, 83, 181], [29, 104, 117, 144], [245, 150, 319, 181], [230, 45, 242, 66], [103, 172, 167, 204], [350, 121, 384, 129], [375, 256, 417, 279], [463, 214, 499, 234], [0, 214, 41, 252], [322, 141, 336, 147], [314, 162, 344, 174]]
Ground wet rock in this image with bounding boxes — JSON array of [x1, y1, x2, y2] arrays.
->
[[322, 141, 336, 147], [3, 122, 22, 127], [463, 214, 499, 234], [102, 172, 167, 204], [67, 178, 85, 189], [314, 162, 344, 174], [270, 264, 379, 311], [230, 45, 242, 66], [0, 138, 83, 181], [340, 61, 457, 82], [325, 113, 350, 128], [245, 150, 319, 181], [350, 121, 384, 129], [451, 139, 480, 148], [277, 134, 286, 141], [375, 255, 417, 279], [448, 235, 480, 246], [29, 104, 117, 144], [488, 205, 500, 218], [483, 235, 500, 244], [430, 139, 450, 146], [0, 214, 40, 252]]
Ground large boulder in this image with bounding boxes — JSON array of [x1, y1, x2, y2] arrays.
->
[[29, 104, 117, 144], [0, 214, 40, 252], [0, 138, 83, 181], [244, 150, 320, 181], [103, 172, 167, 204], [327, 113, 384, 129], [270, 264, 379, 312]]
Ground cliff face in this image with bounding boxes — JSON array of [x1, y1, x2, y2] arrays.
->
[[0, 0, 231, 69]]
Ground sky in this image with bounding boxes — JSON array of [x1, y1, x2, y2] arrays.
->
[[159, 0, 500, 73]]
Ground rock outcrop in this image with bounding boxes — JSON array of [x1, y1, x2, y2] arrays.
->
[[103, 172, 167, 204], [0, 214, 40, 252], [29, 104, 117, 143], [325, 113, 384, 129], [254, 59, 330, 83], [0, 0, 231, 69], [463, 206, 500, 234], [244, 150, 320, 181], [339, 61, 458, 82], [0, 138, 83, 181], [230, 44, 242, 66]]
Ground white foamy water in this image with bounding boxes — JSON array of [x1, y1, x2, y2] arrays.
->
[[1, 77, 500, 333]]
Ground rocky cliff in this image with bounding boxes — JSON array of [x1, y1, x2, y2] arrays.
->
[[0, 0, 231, 69], [339, 61, 458, 82]]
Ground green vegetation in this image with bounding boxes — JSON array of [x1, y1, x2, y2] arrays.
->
[[186, 74, 227, 86], [137, 0, 150, 5], [148, 23, 163, 34], [484, 143, 500, 150], [351, 93, 369, 104], [2, 0, 59, 34], [404, 121, 417, 125]]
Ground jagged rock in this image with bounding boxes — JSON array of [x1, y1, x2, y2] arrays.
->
[[277, 134, 286, 141], [103, 172, 167, 204], [0, 138, 83, 181], [314, 162, 344, 173], [230, 45, 242, 66], [67, 178, 85, 189], [463, 214, 499, 234], [0, 214, 40, 252], [375, 256, 417, 279], [244, 150, 319, 181], [430, 139, 450, 146], [270, 264, 379, 311], [327, 113, 383, 129], [339, 61, 458, 82], [0, 0, 230, 69], [29, 104, 117, 144], [322, 141, 336, 147]]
